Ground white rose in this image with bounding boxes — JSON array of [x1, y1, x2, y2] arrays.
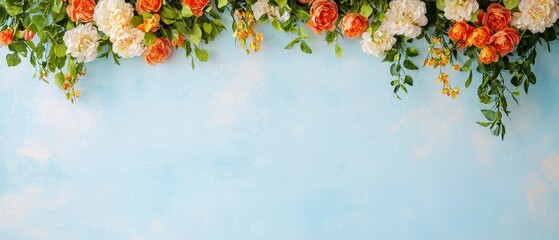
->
[[361, 30, 396, 57], [511, 0, 559, 33], [93, 0, 135, 37], [251, 0, 290, 22], [63, 23, 100, 63], [444, 0, 479, 22], [111, 26, 145, 58], [383, 0, 428, 38], [251, 0, 270, 20]]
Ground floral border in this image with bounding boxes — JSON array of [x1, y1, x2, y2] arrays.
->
[[0, 0, 558, 139]]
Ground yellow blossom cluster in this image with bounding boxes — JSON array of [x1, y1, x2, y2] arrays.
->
[[233, 10, 263, 54]]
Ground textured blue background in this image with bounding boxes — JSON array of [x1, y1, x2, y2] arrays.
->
[[1, 25, 559, 239]]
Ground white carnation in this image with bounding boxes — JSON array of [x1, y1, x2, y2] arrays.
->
[[251, 0, 290, 22], [93, 0, 135, 37], [383, 0, 428, 38], [360, 30, 396, 57], [111, 26, 145, 58], [511, 0, 559, 33], [63, 23, 100, 63], [444, 0, 479, 22]]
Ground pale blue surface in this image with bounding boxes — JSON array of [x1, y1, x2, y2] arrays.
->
[[1, 25, 559, 239]]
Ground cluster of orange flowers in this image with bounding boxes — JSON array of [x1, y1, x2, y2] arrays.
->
[[425, 37, 461, 99], [233, 10, 263, 54], [448, 3, 520, 64]]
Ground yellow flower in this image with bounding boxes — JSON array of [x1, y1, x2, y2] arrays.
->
[[138, 14, 161, 32]]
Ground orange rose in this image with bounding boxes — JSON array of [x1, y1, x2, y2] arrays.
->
[[479, 46, 499, 64], [22, 29, 35, 41], [0, 29, 13, 46], [448, 21, 474, 42], [182, 0, 210, 17], [482, 4, 511, 31], [471, 26, 491, 48], [66, 0, 95, 22], [144, 38, 172, 66], [307, 0, 338, 35], [339, 13, 368, 39], [299, 0, 314, 3], [136, 0, 162, 14], [490, 27, 520, 56]]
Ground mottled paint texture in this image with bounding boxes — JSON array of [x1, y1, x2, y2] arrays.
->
[[1, 27, 559, 239]]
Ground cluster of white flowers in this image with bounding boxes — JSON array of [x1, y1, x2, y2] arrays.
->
[[63, 0, 145, 62], [63, 23, 100, 63], [251, 0, 290, 22], [360, 0, 427, 57], [360, 30, 396, 57], [94, 0, 144, 58], [511, 0, 559, 33], [382, 0, 428, 38], [444, 0, 479, 22]]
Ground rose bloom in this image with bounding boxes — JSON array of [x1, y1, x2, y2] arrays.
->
[[360, 29, 396, 57], [479, 46, 499, 64], [94, 0, 135, 37], [23, 29, 35, 41], [448, 21, 474, 42], [339, 13, 368, 39], [67, 0, 96, 22], [111, 26, 145, 58], [471, 26, 491, 48], [182, 0, 210, 17], [63, 23, 100, 63], [0, 29, 13, 46], [307, 0, 338, 35], [482, 3, 512, 31], [490, 27, 521, 56], [136, 0, 161, 14], [144, 38, 172, 65]]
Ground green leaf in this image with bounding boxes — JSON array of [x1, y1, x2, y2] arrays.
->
[[298, 28, 309, 38], [130, 16, 143, 27], [54, 45, 67, 57], [390, 63, 400, 76], [294, 8, 310, 21], [6, 53, 21, 67], [325, 31, 336, 44], [195, 48, 209, 62], [181, 6, 193, 17], [218, 0, 228, 8], [477, 122, 491, 127], [144, 31, 156, 46], [504, 0, 521, 10], [284, 38, 300, 50], [481, 109, 496, 121], [334, 44, 343, 58], [300, 40, 312, 54], [276, 0, 287, 8], [404, 75, 413, 86], [405, 47, 419, 57], [32, 15, 48, 30], [436, 0, 446, 11], [4, 1, 23, 16], [403, 59, 419, 70], [360, 4, 373, 18], [190, 24, 202, 46], [203, 23, 213, 34], [465, 70, 473, 88], [55, 72, 65, 89]]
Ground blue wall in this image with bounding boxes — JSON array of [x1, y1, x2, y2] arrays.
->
[[1, 25, 559, 239]]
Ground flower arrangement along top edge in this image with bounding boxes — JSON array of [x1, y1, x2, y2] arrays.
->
[[0, 0, 558, 139]]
